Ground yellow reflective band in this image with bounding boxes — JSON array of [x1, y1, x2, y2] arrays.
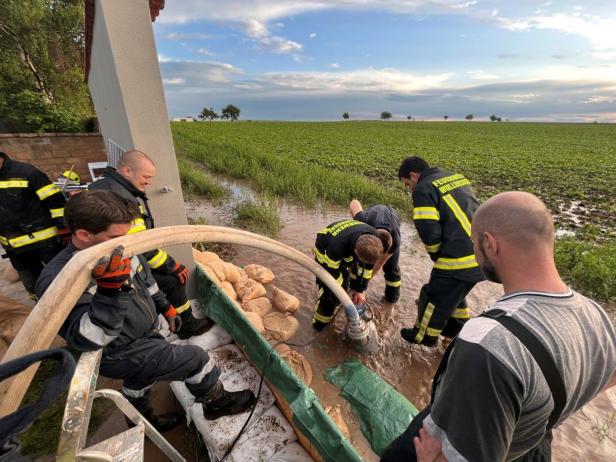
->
[[139, 204, 146, 214], [453, 307, 471, 319], [413, 207, 440, 221], [314, 248, 340, 269], [175, 300, 191, 314], [336, 273, 344, 285], [356, 266, 363, 276], [313, 312, 333, 323], [424, 242, 441, 253], [36, 183, 60, 200], [426, 327, 443, 337], [0, 236, 7, 245], [415, 302, 436, 343], [127, 218, 146, 235], [350, 273, 357, 279], [442, 194, 472, 237], [147, 249, 168, 269], [0, 180, 28, 188], [4, 226, 58, 249], [343, 256, 354, 263], [434, 254, 478, 270], [50, 207, 64, 219], [362, 268, 373, 279], [385, 279, 401, 287]]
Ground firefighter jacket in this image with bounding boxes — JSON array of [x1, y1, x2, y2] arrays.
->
[[314, 219, 379, 292], [412, 167, 484, 283], [354, 205, 401, 256], [0, 152, 66, 254], [35, 244, 170, 352], [89, 168, 176, 274]]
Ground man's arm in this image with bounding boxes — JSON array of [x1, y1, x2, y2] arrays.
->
[[350, 199, 363, 218], [412, 187, 442, 261]]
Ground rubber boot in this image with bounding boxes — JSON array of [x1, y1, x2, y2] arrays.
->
[[125, 390, 182, 433], [176, 310, 213, 339], [384, 285, 400, 303], [188, 380, 256, 420], [400, 327, 438, 347]]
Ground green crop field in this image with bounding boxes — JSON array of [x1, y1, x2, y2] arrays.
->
[[173, 120, 616, 302]]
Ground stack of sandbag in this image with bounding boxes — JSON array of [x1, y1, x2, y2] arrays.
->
[[0, 296, 30, 359]]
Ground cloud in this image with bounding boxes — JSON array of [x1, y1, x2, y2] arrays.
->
[[164, 32, 217, 41], [309, 32, 317, 39], [497, 53, 519, 59], [196, 48, 214, 56], [159, 59, 244, 91], [330, 63, 340, 69], [467, 70, 499, 80], [243, 18, 303, 55]]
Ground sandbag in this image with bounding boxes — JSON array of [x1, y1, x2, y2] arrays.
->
[[220, 281, 237, 301], [186, 324, 234, 351], [201, 251, 221, 263], [271, 286, 300, 314], [271, 442, 313, 462], [242, 297, 273, 317], [275, 345, 313, 386], [243, 311, 264, 333], [205, 259, 227, 282], [4, 265, 20, 283], [263, 312, 299, 341], [0, 297, 31, 345], [233, 278, 266, 303], [222, 262, 242, 284], [244, 264, 275, 284], [325, 404, 351, 440], [196, 262, 221, 286]]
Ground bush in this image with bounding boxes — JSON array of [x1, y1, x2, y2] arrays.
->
[[178, 158, 228, 198], [234, 195, 282, 238]]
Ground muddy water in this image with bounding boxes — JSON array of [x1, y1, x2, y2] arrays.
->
[[185, 180, 616, 462]]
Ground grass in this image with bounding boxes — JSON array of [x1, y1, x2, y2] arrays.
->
[[178, 157, 229, 199], [234, 195, 282, 238], [172, 121, 616, 302]]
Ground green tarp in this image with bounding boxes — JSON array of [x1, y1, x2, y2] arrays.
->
[[324, 360, 419, 456]]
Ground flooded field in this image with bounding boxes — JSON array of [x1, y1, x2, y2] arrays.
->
[[185, 177, 616, 461]]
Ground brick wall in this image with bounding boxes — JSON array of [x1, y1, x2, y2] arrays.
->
[[0, 133, 107, 183]]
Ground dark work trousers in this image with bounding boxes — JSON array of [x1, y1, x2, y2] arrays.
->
[[313, 266, 350, 327], [383, 248, 401, 302], [5, 242, 63, 296], [100, 332, 219, 392], [380, 405, 553, 462], [152, 271, 190, 313], [411, 274, 477, 345]]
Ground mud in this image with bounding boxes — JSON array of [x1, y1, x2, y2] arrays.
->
[[186, 178, 616, 462]]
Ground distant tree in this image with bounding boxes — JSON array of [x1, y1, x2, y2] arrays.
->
[[198, 107, 219, 121], [443, 115, 449, 121], [490, 114, 501, 122], [497, 117, 502, 122], [407, 116, 412, 120], [342, 112, 349, 120], [221, 104, 240, 121], [465, 114, 474, 121], [381, 111, 392, 120]]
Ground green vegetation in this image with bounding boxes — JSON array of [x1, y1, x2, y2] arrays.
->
[[234, 196, 282, 238], [178, 158, 229, 198], [172, 121, 616, 302]]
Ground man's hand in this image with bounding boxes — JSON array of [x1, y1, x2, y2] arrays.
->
[[172, 263, 190, 285], [164, 305, 182, 333], [349, 290, 366, 305], [414, 428, 447, 462], [92, 246, 131, 293]]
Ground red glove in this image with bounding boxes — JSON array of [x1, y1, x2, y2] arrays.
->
[[92, 246, 131, 293], [172, 262, 190, 285], [56, 227, 71, 246], [164, 305, 182, 333]]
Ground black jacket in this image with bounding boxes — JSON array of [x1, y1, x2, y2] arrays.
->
[[354, 205, 401, 256], [0, 152, 66, 253], [35, 243, 170, 352], [412, 167, 484, 282], [89, 168, 176, 273], [314, 219, 379, 292]]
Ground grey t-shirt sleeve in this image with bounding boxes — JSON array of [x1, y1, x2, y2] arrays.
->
[[425, 339, 525, 462]]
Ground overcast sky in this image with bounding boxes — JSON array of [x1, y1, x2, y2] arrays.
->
[[153, 1, 616, 122]]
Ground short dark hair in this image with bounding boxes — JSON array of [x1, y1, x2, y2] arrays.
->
[[354, 234, 383, 265], [64, 190, 138, 235], [398, 156, 430, 179]]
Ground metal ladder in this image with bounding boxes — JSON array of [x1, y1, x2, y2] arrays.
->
[[56, 350, 186, 462]]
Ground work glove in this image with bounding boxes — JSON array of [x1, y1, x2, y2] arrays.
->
[[164, 305, 182, 333], [349, 290, 366, 305], [92, 246, 132, 295], [172, 263, 190, 285], [56, 227, 71, 247]]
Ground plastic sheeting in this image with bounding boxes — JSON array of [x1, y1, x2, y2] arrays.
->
[[324, 359, 419, 456]]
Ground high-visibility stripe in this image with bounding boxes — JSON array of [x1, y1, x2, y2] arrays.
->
[[426, 327, 442, 337], [415, 302, 436, 343], [0, 180, 28, 188], [36, 183, 60, 200], [343, 256, 354, 263], [434, 254, 478, 270], [50, 207, 64, 219], [127, 218, 146, 235], [413, 207, 440, 221], [336, 273, 344, 285], [362, 268, 373, 279], [453, 307, 471, 319], [385, 279, 401, 287], [147, 283, 160, 296], [313, 311, 333, 323], [2, 226, 58, 249], [424, 242, 441, 253], [349, 273, 357, 279], [314, 248, 340, 269], [147, 249, 168, 269], [442, 194, 472, 237], [175, 300, 191, 314], [139, 204, 146, 214]]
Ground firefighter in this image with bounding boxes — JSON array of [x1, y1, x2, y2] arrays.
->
[[350, 200, 402, 303], [398, 156, 484, 347], [89, 150, 209, 339], [313, 219, 387, 330], [35, 191, 255, 431], [0, 152, 68, 300]]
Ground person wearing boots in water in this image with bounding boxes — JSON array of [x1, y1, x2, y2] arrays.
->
[[36, 190, 255, 432]]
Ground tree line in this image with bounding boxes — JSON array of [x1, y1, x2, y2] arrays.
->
[[341, 112, 506, 121], [199, 105, 241, 121]]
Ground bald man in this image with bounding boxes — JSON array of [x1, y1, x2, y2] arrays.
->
[[89, 150, 210, 338], [381, 192, 616, 462]]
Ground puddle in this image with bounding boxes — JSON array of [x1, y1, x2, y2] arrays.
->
[[186, 176, 616, 461]]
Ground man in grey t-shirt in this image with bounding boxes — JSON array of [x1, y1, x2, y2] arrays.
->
[[381, 192, 616, 461]]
